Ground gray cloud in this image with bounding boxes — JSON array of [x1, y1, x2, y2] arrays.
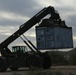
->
[[67, 15, 76, 26], [56, 6, 75, 13], [0, 0, 41, 17], [66, 15, 76, 38], [0, 18, 23, 26], [0, 0, 41, 26]]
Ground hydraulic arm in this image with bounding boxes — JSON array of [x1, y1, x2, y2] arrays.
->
[[0, 6, 60, 56]]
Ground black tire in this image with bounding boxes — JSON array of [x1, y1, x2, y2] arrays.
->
[[27, 55, 43, 69], [0, 57, 8, 72], [42, 53, 52, 69], [9, 66, 18, 71]]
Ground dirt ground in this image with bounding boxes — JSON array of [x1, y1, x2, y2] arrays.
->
[[0, 66, 76, 75]]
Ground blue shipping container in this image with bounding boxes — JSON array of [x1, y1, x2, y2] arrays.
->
[[36, 26, 73, 50]]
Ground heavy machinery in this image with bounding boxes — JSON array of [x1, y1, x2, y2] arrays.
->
[[0, 6, 66, 72]]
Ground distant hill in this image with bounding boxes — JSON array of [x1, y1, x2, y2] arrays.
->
[[47, 48, 76, 65]]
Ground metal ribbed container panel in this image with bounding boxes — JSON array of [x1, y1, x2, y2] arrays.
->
[[36, 26, 73, 50]]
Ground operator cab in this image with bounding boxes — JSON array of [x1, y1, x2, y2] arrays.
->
[[12, 46, 28, 53]]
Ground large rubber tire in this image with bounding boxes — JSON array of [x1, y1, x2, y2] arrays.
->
[[27, 55, 43, 69], [0, 57, 8, 72], [42, 53, 52, 69]]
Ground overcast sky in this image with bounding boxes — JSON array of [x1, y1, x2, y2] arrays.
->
[[0, 0, 76, 50]]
